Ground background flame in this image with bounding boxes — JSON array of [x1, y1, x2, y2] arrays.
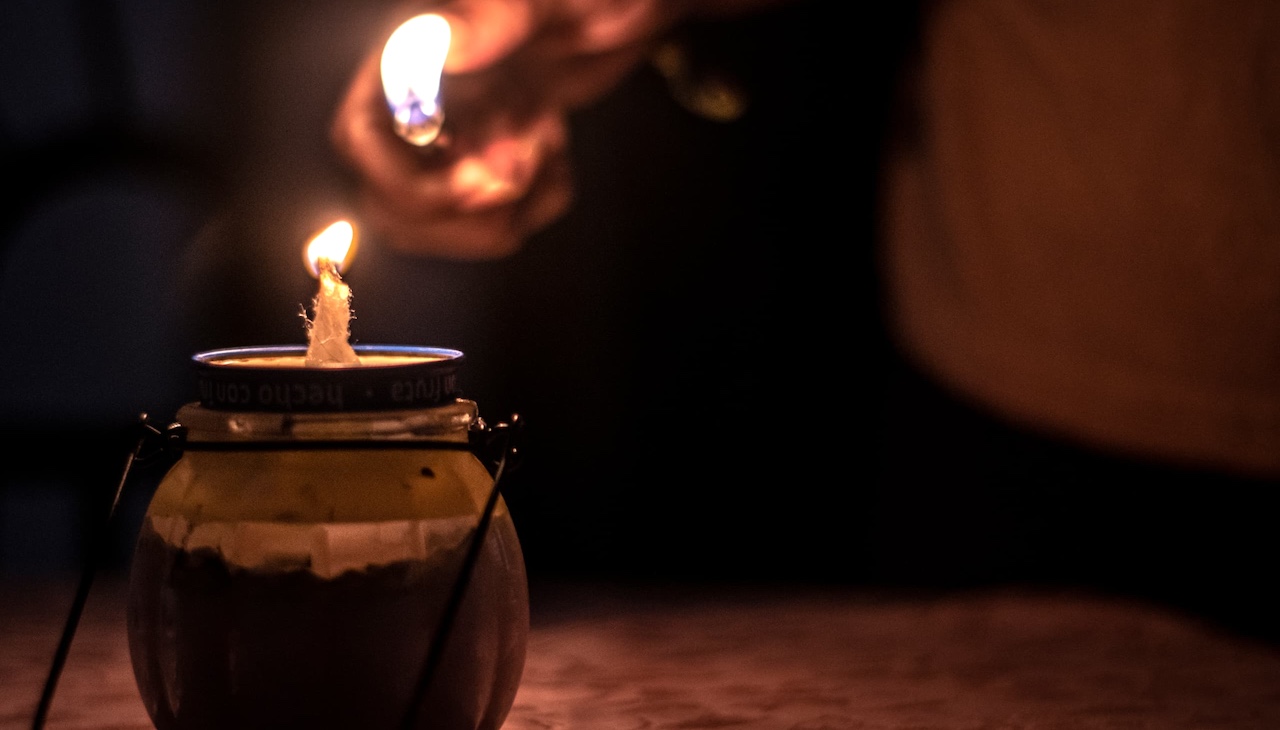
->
[[381, 14, 451, 117]]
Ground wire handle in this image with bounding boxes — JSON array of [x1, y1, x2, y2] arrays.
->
[[31, 412, 167, 730], [400, 413, 523, 730]]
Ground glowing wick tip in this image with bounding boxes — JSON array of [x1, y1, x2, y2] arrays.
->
[[304, 220, 357, 278]]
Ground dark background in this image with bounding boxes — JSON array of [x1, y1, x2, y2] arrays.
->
[[4, 0, 1279, 651], [1, 0, 906, 585]]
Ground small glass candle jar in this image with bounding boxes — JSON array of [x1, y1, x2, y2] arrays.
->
[[126, 345, 528, 730]]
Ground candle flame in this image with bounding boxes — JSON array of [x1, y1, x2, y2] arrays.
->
[[381, 13, 452, 146], [304, 220, 357, 278], [302, 220, 360, 366]]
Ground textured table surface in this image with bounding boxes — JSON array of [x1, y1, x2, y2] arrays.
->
[[3, 575, 1280, 729]]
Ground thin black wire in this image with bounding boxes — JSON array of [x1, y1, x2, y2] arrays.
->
[[31, 414, 159, 730], [399, 415, 520, 730], [179, 439, 476, 452]]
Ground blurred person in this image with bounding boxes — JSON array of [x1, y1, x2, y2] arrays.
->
[[871, 0, 1280, 643]]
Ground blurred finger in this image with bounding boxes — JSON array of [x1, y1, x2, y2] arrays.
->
[[359, 131, 574, 260], [434, 0, 537, 73], [520, 40, 654, 108], [543, 0, 672, 54], [513, 141, 573, 236], [445, 109, 567, 210]]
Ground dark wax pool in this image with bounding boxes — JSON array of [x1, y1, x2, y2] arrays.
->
[[126, 517, 527, 730]]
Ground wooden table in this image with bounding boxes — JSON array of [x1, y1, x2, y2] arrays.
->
[[4, 575, 1280, 729]]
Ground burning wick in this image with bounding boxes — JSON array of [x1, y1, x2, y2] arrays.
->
[[381, 13, 452, 147], [303, 220, 361, 367]]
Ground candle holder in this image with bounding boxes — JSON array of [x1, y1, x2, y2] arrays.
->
[[120, 344, 528, 730]]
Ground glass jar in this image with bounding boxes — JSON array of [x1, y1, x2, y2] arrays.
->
[[125, 345, 528, 730]]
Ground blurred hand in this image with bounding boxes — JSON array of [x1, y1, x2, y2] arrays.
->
[[330, 0, 685, 260]]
